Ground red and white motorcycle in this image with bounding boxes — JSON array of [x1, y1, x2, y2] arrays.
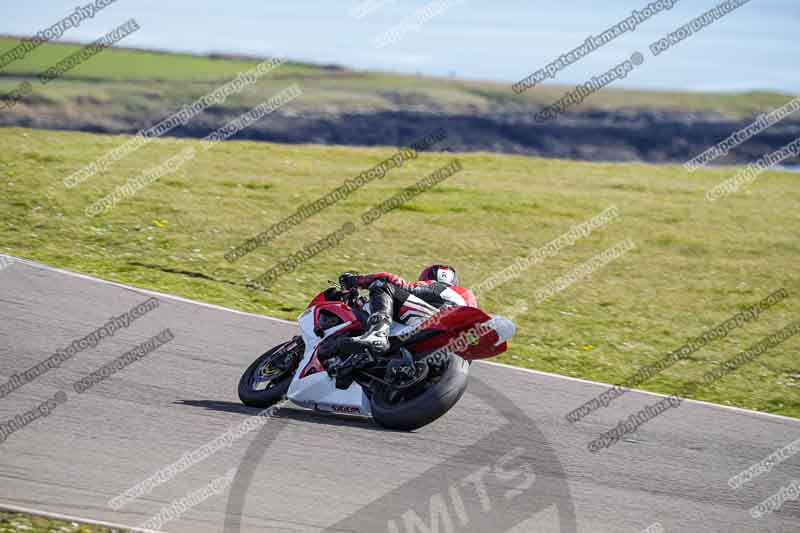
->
[[238, 283, 515, 430]]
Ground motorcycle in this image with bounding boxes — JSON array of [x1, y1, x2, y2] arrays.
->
[[238, 282, 516, 431]]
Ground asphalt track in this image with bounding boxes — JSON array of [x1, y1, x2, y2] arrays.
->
[[0, 255, 798, 532]]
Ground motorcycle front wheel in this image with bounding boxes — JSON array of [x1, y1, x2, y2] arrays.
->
[[238, 337, 303, 408]]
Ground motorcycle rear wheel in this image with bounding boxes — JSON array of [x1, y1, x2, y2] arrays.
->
[[370, 353, 469, 431]]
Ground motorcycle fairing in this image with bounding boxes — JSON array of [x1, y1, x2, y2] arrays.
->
[[287, 307, 372, 415], [401, 306, 515, 360]]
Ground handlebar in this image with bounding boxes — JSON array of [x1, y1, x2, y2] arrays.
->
[[324, 285, 364, 308]]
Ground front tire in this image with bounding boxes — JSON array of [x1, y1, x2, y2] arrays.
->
[[238, 339, 302, 408], [370, 354, 469, 431]]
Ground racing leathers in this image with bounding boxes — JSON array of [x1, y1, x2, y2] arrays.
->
[[336, 272, 476, 355]]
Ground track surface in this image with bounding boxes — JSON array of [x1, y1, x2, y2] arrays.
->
[[0, 257, 798, 532]]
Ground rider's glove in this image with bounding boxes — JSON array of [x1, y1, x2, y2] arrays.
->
[[339, 272, 359, 290]]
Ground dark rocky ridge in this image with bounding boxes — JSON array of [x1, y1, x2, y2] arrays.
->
[[4, 103, 800, 167]]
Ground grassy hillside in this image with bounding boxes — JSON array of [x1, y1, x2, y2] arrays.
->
[[1, 126, 798, 417], [0, 36, 317, 81], [0, 35, 794, 118]]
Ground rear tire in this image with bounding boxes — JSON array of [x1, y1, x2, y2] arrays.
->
[[238, 340, 301, 408], [370, 354, 469, 431]]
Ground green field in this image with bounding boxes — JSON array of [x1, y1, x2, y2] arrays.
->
[[1, 126, 798, 417], [0, 35, 794, 118]]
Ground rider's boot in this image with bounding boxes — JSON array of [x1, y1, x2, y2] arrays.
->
[[351, 314, 391, 355], [338, 288, 392, 356]]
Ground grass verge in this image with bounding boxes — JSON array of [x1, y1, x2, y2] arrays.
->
[[1, 126, 798, 417], [0, 510, 130, 533]]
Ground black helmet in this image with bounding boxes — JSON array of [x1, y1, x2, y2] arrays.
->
[[418, 264, 458, 286]]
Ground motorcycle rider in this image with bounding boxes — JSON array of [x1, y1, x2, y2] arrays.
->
[[336, 264, 476, 356]]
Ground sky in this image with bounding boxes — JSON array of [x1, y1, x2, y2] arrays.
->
[[2, 0, 798, 93]]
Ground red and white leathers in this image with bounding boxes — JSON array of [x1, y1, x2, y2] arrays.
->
[[351, 272, 477, 325], [335, 271, 476, 356]]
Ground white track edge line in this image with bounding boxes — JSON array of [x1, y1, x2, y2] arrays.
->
[[3, 253, 797, 424], [0, 253, 295, 325], [476, 361, 800, 424], [0, 502, 167, 533]]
